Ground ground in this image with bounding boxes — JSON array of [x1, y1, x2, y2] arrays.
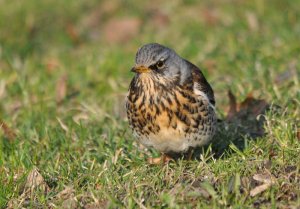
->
[[0, 0, 299, 208]]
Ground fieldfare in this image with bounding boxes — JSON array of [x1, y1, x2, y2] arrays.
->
[[126, 43, 217, 164]]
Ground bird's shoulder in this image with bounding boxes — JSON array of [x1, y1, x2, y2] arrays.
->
[[182, 60, 215, 106]]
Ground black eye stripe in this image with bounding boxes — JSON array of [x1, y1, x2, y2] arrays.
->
[[149, 65, 157, 70]]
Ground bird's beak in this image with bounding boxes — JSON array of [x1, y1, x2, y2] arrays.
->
[[131, 65, 150, 73]]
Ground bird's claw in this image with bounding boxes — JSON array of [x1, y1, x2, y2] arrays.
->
[[147, 154, 173, 165]]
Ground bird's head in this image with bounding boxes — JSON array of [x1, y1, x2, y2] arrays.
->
[[131, 43, 190, 85]]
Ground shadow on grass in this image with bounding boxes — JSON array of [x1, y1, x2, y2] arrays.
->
[[208, 92, 271, 159]]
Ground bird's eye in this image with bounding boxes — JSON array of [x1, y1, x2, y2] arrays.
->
[[156, 60, 165, 69]]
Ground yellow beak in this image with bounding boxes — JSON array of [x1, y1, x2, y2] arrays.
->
[[131, 65, 150, 73]]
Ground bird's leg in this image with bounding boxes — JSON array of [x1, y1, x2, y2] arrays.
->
[[187, 149, 194, 161], [147, 153, 173, 165], [147, 156, 161, 164], [162, 153, 173, 164]]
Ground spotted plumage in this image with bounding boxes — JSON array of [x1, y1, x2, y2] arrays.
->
[[126, 43, 217, 156]]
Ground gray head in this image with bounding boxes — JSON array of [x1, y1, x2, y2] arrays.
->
[[132, 43, 190, 84]]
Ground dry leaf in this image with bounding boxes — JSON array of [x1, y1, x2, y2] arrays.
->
[[7, 167, 50, 208], [79, 1, 119, 29], [112, 148, 123, 165], [238, 94, 268, 117], [104, 18, 141, 43], [246, 12, 258, 31], [6, 100, 23, 114], [62, 197, 77, 209], [55, 186, 75, 200], [226, 90, 269, 120], [250, 183, 272, 197], [224, 90, 269, 138], [226, 90, 237, 121], [276, 182, 298, 202], [84, 201, 109, 209], [194, 187, 211, 199], [250, 172, 275, 197], [46, 58, 61, 73], [263, 160, 272, 169], [78, 1, 121, 41], [296, 128, 300, 141], [79, 8, 102, 33], [66, 23, 80, 45], [147, 8, 170, 28], [0, 119, 17, 141], [24, 168, 50, 193], [201, 8, 219, 26], [51, 186, 76, 208], [73, 113, 90, 124], [56, 74, 68, 104], [47, 185, 79, 208], [253, 173, 274, 184], [57, 117, 69, 133], [241, 177, 250, 191]]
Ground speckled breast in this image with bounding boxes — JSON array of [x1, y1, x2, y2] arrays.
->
[[126, 74, 217, 153]]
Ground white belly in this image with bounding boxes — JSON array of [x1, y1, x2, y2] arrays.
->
[[135, 126, 214, 153]]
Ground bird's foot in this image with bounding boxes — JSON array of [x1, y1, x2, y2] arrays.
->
[[147, 154, 173, 165]]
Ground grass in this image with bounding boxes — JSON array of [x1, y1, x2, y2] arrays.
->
[[0, 0, 299, 208]]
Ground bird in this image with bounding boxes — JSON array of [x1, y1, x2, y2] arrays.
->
[[125, 43, 217, 164]]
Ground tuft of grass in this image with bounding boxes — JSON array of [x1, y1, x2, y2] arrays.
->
[[0, 0, 299, 208]]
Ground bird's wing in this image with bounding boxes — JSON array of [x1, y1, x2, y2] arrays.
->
[[185, 60, 215, 106]]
